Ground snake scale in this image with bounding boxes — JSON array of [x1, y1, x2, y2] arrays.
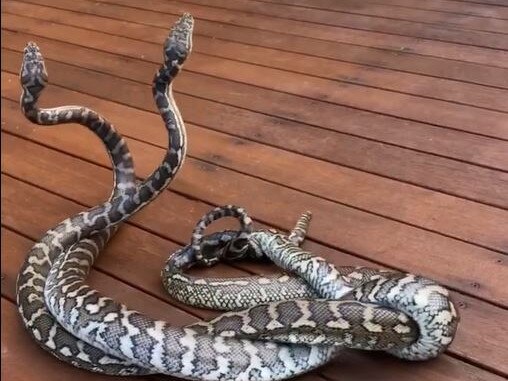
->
[[16, 12, 459, 381], [16, 13, 191, 375]]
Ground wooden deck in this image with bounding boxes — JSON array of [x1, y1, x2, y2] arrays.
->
[[2, 0, 508, 380]]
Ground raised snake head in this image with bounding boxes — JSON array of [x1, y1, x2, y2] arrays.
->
[[163, 13, 194, 69], [20, 42, 48, 95]]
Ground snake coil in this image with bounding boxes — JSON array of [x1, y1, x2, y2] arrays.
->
[[16, 13, 459, 381]]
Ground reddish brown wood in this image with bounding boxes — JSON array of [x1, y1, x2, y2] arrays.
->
[[4, 24, 507, 113], [4, 0, 508, 89], [176, 0, 508, 49], [2, 88, 507, 252], [3, 50, 508, 210], [53, 0, 508, 67], [363, 0, 508, 18], [3, 27, 508, 169], [2, 1, 507, 379], [2, 173, 507, 379], [3, 108, 508, 306], [253, 0, 508, 33], [4, 95, 504, 300], [3, 5, 508, 136]]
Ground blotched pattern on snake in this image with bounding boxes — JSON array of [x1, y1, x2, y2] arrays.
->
[[17, 13, 459, 381]]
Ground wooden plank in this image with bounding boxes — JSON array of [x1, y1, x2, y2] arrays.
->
[[3, 48, 508, 208], [451, 0, 508, 6], [3, 0, 507, 378], [255, 0, 508, 33], [4, 5, 508, 139], [4, 19, 508, 114], [90, 0, 508, 67], [3, 28, 508, 171], [2, 164, 507, 376], [2, 90, 507, 253], [367, 0, 508, 18], [320, 350, 506, 381], [2, 127, 507, 309], [3, 47, 508, 208], [5, 3, 508, 90], [2, 227, 502, 381], [3, 66, 508, 238], [181, 0, 508, 49], [452, 0, 508, 6]]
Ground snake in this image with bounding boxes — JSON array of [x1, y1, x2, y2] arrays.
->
[[16, 12, 191, 375], [17, 12, 459, 381], [43, 201, 458, 380], [19, 13, 336, 380], [162, 206, 459, 361]]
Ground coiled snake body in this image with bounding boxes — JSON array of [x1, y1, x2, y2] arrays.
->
[[16, 13, 459, 381], [17, 13, 191, 375], [163, 207, 458, 361]]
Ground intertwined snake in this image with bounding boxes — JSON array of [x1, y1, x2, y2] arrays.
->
[[16, 13, 459, 381], [16, 13, 191, 375], [163, 206, 459, 361]]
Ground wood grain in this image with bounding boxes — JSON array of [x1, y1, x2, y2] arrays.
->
[[2, 0, 507, 379]]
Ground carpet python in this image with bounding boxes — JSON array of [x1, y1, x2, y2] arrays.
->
[[16, 12, 459, 381]]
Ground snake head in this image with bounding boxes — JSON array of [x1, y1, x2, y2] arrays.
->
[[163, 13, 194, 68], [192, 230, 243, 267], [20, 42, 48, 93], [20, 42, 48, 115]]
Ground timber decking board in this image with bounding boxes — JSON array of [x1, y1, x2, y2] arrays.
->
[[24, 0, 508, 67], [151, 0, 508, 49], [3, 51, 508, 211], [2, 133, 508, 374], [2, 0, 507, 380], [4, 24, 508, 113], [3, 27, 508, 169], [2, 79, 507, 252], [4, 3, 508, 138], [2, 117, 507, 307], [5, 1, 508, 90], [229, 0, 508, 33]]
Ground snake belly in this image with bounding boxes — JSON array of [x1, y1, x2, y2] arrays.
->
[[16, 12, 191, 375]]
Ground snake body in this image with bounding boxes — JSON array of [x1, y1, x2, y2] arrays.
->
[[163, 206, 459, 361], [17, 13, 459, 381], [16, 13, 191, 375], [18, 13, 337, 381], [44, 203, 457, 381], [17, 42, 144, 375]]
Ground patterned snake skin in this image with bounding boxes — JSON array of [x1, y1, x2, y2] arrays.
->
[[163, 206, 460, 361], [16, 13, 191, 375], [18, 13, 336, 380], [16, 12, 459, 381]]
